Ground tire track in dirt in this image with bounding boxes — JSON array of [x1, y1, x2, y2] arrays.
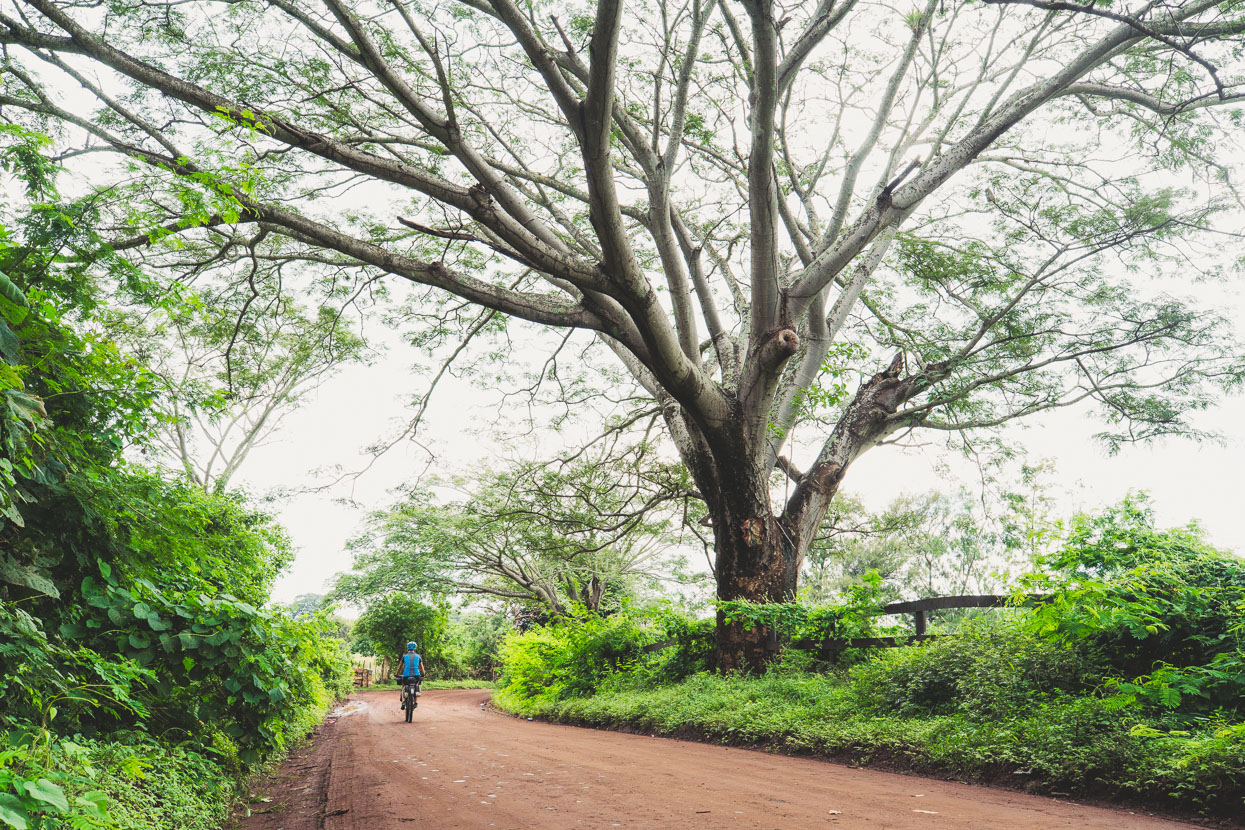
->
[[230, 689, 1205, 829]]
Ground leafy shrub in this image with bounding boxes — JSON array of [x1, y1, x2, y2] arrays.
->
[[1, 602, 155, 733], [497, 607, 656, 703], [0, 724, 249, 830], [640, 608, 715, 684], [497, 670, 1244, 817], [2, 579, 348, 828], [53, 570, 350, 765], [849, 616, 1094, 718], [1022, 497, 1245, 718], [0, 727, 112, 829], [492, 500, 1245, 818], [1138, 720, 1245, 814], [83, 737, 234, 830], [0, 163, 349, 830]]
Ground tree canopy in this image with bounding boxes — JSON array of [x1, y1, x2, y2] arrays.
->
[[3, 0, 1243, 666]]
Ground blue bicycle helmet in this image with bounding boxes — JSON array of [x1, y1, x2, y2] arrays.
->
[[406, 641, 418, 650]]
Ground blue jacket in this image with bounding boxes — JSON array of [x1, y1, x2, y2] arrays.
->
[[401, 652, 422, 676]]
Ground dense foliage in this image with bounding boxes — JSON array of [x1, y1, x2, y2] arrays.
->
[[0, 171, 350, 828], [349, 593, 448, 676], [1023, 497, 1245, 719], [495, 502, 1245, 818]]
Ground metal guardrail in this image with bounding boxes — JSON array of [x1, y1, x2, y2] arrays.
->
[[641, 593, 1052, 656], [880, 593, 1050, 636]]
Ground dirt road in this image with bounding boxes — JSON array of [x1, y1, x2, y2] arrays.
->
[[233, 689, 1199, 829]]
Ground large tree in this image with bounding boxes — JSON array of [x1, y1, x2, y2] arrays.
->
[[2, 0, 1243, 667]]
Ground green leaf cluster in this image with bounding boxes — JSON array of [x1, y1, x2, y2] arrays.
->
[[1021, 495, 1245, 719], [0, 731, 112, 830]]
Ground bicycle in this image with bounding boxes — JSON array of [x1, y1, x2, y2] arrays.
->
[[400, 675, 421, 722]]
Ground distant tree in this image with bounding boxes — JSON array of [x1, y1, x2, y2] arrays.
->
[[333, 448, 701, 615], [287, 593, 324, 618], [116, 273, 369, 493], [803, 468, 1063, 605], [351, 593, 448, 675], [285, 593, 352, 640], [800, 493, 916, 605], [997, 460, 1065, 568]]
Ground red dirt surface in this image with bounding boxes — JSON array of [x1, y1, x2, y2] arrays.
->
[[231, 689, 1203, 829]]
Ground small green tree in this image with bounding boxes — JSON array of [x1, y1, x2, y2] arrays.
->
[[351, 594, 449, 677]]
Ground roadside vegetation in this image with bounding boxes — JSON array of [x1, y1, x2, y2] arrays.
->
[[0, 145, 352, 830], [494, 501, 1245, 819]]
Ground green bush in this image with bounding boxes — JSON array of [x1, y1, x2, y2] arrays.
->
[[0, 724, 252, 830], [849, 616, 1094, 718], [51, 571, 350, 766], [441, 612, 508, 680], [0, 727, 113, 829], [497, 607, 656, 703], [73, 734, 236, 830], [1021, 497, 1245, 719], [0, 162, 349, 830], [1141, 720, 1245, 814], [640, 609, 715, 684], [1, 580, 350, 829]]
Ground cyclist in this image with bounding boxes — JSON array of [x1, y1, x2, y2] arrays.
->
[[398, 641, 423, 710]]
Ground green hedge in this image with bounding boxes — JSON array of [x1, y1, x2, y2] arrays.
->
[[1, 594, 351, 829]]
